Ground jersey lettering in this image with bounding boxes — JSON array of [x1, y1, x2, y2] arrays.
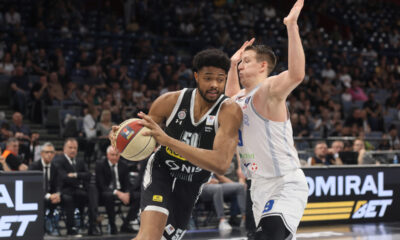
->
[[181, 131, 199, 147], [238, 130, 243, 146]]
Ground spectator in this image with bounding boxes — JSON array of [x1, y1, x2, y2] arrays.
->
[[328, 140, 344, 165], [28, 132, 42, 163], [353, 138, 376, 165], [10, 112, 31, 143], [48, 72, 64, 104], [0, 52, 15, 76], [32, 48, 51, 75], [296, 114, 311, 137], [95, 146, 139, 234], [0, 122, 13, 143], [83, 105, 99, 163], [199, 154, 246, 231], [96, 110, 114, 154], [30, 75, 51, 123], [307, 141, 335, 166], [5, 6, 21, 26], [10, 65, 30, 114], [347, 80, 368, 102], [363, 92, 384, 131], [321, 62, 336, 80], [55, 138, 100, 236], [29, 142, 60, 234], [1, 138, 28, 171], [0, 149, 11, 171], [388, 125, 400, 150]]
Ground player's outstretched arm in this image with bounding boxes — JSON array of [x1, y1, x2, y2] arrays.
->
[[225, 38, 255, 98], [139, 99, 242, 175], [264, 0, 305, 101]]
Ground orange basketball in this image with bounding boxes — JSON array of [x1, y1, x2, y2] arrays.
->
[[115, 118, 156, 161]]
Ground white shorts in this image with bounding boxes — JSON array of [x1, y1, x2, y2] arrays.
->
[[250, 168, 308, 235]]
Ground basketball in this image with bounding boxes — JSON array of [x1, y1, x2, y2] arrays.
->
[[115, 118, 156, 161]]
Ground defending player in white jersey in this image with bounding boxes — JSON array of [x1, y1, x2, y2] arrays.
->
[[225, 0, 308, 239]]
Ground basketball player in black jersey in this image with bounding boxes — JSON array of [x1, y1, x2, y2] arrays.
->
[[110, 49, 242, 240]]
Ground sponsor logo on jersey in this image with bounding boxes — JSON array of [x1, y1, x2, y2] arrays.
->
[[177, 110, 186, 120], [165, 224, 175, 235], [250, 162, 258, 172], [206, 115, 215, 126], [205, 126, 213, 132], [166, 147, 186, 160], [239, 153, 255, 160], [121, 126, 135, 140], [152, 195, 163, 202]]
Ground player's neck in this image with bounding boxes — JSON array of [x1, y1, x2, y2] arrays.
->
[[244, 76, 264, 95], [194, 91, 215, 121]]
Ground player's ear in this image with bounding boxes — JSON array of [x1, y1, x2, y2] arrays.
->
[[260, 61, 268, 73], [194, 72, 199, 83]]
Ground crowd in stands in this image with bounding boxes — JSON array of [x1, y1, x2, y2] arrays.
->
[[0, 0, 400, 236]]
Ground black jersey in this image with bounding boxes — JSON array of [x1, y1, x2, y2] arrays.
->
[[152, 88, 228, 183]]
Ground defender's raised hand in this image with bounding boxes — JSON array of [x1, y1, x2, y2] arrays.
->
[[231, 38, 255, 65], [284, 0, 304, 26]]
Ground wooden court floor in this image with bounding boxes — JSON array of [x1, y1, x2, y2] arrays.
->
[[45, 222, 400, 240]]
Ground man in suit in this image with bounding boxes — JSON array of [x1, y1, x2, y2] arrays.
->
[[96, 145, 139, 234], [29, 142, 60, 209], [29, 142, 60, 235], [56, 138, 100, 236]]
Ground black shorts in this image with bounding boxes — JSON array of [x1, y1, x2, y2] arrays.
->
[[141, 156, 209, 240]]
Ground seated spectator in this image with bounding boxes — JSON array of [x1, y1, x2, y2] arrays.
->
[[328, 140, 344, 165], [48, 72, 64, 105], [353, 138, 376, 165], [30, 75, 51, 123], [5, 6, 21, 26], [0, 52, 15, 76], [96, 110, 114, 154], [28, 132, 42, 163], [199, 154, 246, 231], [1, 138, 28, 171], [347, 80, 368, 102], [0, 122, 13, 143], [55, 138, 100, 236], [0, 150, 11, 171], [10, 65, 30, 114], [307, 141, 335, 166], [95, 146, 139, 234], [32, 48, 50, 75], [378, 134, 391, 150], [29, 142, 60, 234], [388, 125, 400, 150], [363, 92, 384, 131], [10, 112, 31, 142]]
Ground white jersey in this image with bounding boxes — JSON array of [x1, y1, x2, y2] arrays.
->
[[235, 86, 301, 179]]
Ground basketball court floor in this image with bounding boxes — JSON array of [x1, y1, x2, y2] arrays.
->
[[45, 222, 400, 240]]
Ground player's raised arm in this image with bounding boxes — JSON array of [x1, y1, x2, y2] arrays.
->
[[265, 0, 305, 101], [226, 39, 255, 97], [139, 99, 242, 175]]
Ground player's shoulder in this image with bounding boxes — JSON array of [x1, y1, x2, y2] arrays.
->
[[219, 98, 242, 120], [155, 90, 183, 106]]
